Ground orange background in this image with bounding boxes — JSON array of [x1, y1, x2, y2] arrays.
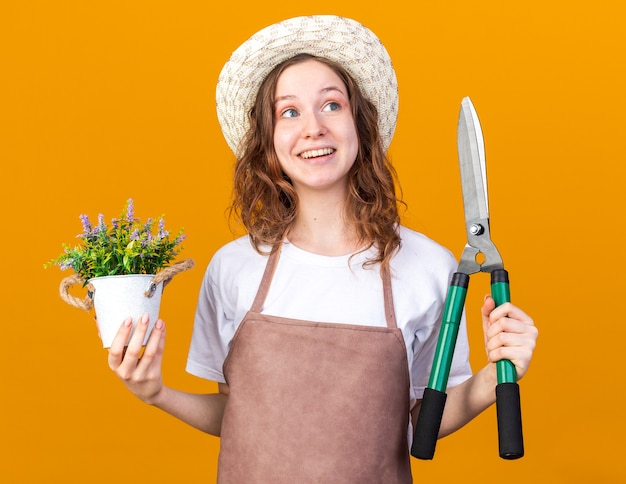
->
[[2, 1, 624, 482]]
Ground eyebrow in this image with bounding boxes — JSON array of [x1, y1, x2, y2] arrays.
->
[[274, 86, 347, 105]]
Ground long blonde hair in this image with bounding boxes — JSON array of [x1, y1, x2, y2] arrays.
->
[[229, 54, 403, 270]]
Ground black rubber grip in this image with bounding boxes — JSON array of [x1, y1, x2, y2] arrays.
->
[[491, 268, 509, 284], [411, 388, 447, 460], [451, 271, 470, 288], [496, 382, 524, 459]]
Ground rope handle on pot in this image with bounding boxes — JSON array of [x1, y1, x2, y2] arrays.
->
[[59, 275, 95, 311], [58, 258, 195, 310], [145, 258, 195, 297]]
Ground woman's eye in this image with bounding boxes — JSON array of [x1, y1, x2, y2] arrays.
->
[[281, 108, 299, 118], [323, 101, 341, 112]]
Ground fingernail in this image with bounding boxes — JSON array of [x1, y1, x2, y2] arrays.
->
[[123, 317, 132, 327], [155, 320, 164, 330], [142, 313, 149, 325]]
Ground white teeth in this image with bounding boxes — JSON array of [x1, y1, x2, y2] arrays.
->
[[300, 148, 334, 159]]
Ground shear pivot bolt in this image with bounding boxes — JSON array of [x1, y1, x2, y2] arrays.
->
[[470, 224, 484, 236]]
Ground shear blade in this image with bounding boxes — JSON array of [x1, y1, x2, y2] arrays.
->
[[458, 97, 489, 221], [457, 97, 504, 274]]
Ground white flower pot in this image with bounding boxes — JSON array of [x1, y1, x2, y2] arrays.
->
[[89, 274, 163, 348]]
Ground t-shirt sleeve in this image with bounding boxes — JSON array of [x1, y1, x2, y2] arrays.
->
[[186, 264, 235, 383]]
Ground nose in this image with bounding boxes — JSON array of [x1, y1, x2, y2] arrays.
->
[[302, 112, 326, 138]]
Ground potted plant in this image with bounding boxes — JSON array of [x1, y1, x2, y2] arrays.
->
[[45, 199, 193, 348]]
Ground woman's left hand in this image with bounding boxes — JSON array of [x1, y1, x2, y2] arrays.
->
[[481, 296, 538, 381]]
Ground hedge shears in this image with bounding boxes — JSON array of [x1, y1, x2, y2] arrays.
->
[[411, 97, 524, 460]]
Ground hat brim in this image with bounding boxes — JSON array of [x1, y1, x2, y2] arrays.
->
[[216, 15, 398, 157]]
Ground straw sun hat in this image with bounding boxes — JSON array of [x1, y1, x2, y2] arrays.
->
[[216, 15, 398, 157]]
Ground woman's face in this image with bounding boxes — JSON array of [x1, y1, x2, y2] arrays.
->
[[272, 59, 358, 195]]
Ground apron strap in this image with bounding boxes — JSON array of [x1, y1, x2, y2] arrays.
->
[[381, 267, 398, 330], [250, 242, 398, 329], [250, 243, 282, 313]]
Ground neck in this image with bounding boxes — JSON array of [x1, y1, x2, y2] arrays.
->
[[288, 188, 360, 256]]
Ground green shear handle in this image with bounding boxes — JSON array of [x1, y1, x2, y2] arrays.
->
[[410, 269, 524, 460], [410, 272, 468, 460], [492, 269, 524, 459]]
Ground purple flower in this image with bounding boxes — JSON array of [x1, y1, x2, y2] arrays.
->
[[157, 218, 166, 239], [79, 214, 92, 235], [111, 218, 119, 230], [93, 213, 105, 235], [130, 229, 139, 241], [126, 199, 134, 222]]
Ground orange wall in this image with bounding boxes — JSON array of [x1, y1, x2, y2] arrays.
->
[[2, 1, 624, 482]]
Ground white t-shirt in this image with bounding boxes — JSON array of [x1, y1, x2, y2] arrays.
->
[[187, 225, 472, 405]]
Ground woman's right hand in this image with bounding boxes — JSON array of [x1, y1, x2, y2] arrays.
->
[[107, 313, 166, 405]]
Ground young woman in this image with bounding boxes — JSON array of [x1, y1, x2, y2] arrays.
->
[[108, 15, 538, 483]]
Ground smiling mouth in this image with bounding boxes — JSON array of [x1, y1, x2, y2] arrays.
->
[[299, 148, 335, 159]]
